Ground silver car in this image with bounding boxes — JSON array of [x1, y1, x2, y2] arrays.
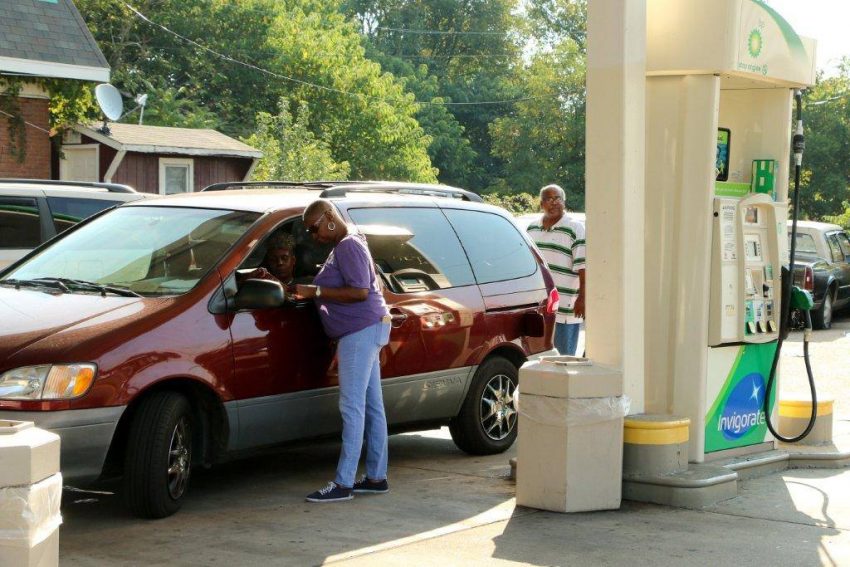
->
[[0, 180, 152, 270]]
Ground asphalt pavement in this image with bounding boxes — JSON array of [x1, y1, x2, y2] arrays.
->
[[58, 312, 850, 566]]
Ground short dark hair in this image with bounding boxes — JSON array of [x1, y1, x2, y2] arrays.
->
[[266, 232, 295, 252]]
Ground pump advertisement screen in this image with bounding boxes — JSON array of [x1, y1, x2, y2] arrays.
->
[[705, 343, 777, 452], [716, 128, 731, 182]]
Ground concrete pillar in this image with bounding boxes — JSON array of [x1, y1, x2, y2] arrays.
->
[[585, 0, 647, 412], [0, 421, 62, 567]]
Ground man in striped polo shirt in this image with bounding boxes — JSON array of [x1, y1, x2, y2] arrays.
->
[[526, 184, 586, 355]]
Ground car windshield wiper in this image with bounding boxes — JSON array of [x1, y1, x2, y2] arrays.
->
[[1, 278, 69, 292], [32, 277, 142, 298]]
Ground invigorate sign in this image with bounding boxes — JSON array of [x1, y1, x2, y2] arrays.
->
[[705, 343, 777, 452]]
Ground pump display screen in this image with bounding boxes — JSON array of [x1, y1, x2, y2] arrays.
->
[[716, 128, 731, 182], [745, 234, 762, 261]]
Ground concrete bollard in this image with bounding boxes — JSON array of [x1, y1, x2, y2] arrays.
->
[[0, 421, 62, 567], [516, 357, 628, 513], [778, 400, 834, 445], [623, 415, 690, 477]]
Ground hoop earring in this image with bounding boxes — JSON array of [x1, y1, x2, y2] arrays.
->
[[327, 221, 336, 231]]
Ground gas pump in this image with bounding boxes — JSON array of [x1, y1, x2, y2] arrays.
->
[[643, 0, 818, 463]]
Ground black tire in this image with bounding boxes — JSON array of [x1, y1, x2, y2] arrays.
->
[[450, 356, 519, 455], [123, 392, 194, 519], [812, 287, 834, 330]]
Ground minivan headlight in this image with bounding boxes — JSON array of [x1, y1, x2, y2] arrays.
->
[[0, 364, 97, 400]]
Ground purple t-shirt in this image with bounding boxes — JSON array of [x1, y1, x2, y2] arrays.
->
[[313, 233, 389, 339]]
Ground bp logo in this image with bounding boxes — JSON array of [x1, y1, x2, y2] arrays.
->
[[748, 28, 764, 58], [718, 372, 766, 440]]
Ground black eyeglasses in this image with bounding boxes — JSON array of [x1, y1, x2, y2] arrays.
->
[[541, 195, 564, 203], [306, 212, 325, 234]]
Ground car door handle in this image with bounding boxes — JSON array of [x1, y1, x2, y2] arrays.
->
[[389, 310, 408, 328]]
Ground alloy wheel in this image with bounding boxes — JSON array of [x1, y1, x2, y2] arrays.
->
[[480, 373, 517, 441], [167, 416, 192, 500]]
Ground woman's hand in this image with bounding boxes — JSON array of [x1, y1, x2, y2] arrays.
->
[[292, 284, 369, 303], [293, 284, 317, 299]]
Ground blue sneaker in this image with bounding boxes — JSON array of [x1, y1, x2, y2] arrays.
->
[[352, 476, 389, 494], [306, 482, 353, 503]]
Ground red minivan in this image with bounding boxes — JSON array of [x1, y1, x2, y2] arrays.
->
[[0, 182, 557, 518]]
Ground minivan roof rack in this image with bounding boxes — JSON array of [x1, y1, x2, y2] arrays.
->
[[201, 181, 325, 192], [201, 180, 483, 202], [319, 185, 483, 202], [0, 178, 137, 194]]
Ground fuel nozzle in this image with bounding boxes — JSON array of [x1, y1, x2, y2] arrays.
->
[[793, 89, 805, 166]]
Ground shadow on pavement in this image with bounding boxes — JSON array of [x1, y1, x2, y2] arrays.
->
[[59, 428, 517, 566]]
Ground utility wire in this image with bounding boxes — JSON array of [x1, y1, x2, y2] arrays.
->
[[118, 1, 543, 107], [0, 108, 51, 134], [810, 91, 850, 106], [375, 26, 509, 36]]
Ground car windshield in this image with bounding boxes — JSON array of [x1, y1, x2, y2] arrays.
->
[[2, 206, 259, 296]]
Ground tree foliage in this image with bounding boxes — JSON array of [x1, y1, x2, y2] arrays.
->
[[244, 98, 350, 181], [799, 62, 850, 221], [75, 0, 436, 182], [344, 0, 524, 189]]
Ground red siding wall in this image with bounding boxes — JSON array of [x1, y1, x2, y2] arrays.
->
[[111, 153, 252, 194], [0, 97, 51, 178]]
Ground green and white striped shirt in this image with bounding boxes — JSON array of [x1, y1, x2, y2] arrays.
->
[[527, 215, 586, 324]]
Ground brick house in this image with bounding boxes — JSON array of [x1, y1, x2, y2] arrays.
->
[[0, 0, 110, 179]]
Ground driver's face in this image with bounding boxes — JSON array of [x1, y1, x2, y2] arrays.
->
[[265, 248, 295, 281]]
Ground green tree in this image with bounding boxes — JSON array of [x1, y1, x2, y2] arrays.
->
[[799, 62, 850, 220], [244, 98, 350, 181], [344, 0, 524, 189], [488, 30, 586, 209], [76, 0, 436, 182]]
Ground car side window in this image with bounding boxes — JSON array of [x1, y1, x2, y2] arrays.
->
[[789, 232, 817, 254], [348, 207, 475, 291], [46, 196, 119, 234], [0, 197, 41, 249], [443, 209, 538, 284], [826, 234, 844, 263], [836, 232, 850, 261], [236, 217, 333, 280]]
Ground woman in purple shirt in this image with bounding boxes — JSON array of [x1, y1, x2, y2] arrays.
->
[[296, 199, 391, 503]]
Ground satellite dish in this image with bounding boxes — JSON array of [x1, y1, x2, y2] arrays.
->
[[95, 84, 123, 121]]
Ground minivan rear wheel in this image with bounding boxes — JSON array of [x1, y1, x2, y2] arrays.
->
[[123, 392, 193, 519], [450, 356, 518, 455]]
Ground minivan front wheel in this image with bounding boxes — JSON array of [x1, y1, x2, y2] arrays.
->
[[123, 392, 194, 519], [450, 356, 518, 455]]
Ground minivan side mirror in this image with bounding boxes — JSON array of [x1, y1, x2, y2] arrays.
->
[[233, 279, 285, 310]]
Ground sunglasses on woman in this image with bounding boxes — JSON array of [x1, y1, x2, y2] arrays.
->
[[306, 211, 326, 234]]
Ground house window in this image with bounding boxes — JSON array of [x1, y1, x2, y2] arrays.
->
[[159, 158, 194, 195]]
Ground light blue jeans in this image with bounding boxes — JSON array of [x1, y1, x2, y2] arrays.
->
[[334, 320, 391, 488], [554, 322, 581, 356]]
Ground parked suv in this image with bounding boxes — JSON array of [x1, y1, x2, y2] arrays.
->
[[0, 181, 557, 518], [0, 179, 152, 270]]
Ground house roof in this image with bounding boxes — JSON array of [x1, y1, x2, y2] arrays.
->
[[0, 0, 109, 82], [76, 123, 263, 159]]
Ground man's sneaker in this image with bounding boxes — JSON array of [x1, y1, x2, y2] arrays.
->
[[305, 482, 353, 503], [352, 476, 389, 494]]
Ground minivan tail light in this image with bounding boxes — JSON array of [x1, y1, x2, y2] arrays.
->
[[545, 288, 560, 315], [803, 266, 814, 291]]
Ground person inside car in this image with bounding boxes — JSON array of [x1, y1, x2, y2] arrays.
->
[[239, 232, 299, 290], [296, 199, 392, 503]]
